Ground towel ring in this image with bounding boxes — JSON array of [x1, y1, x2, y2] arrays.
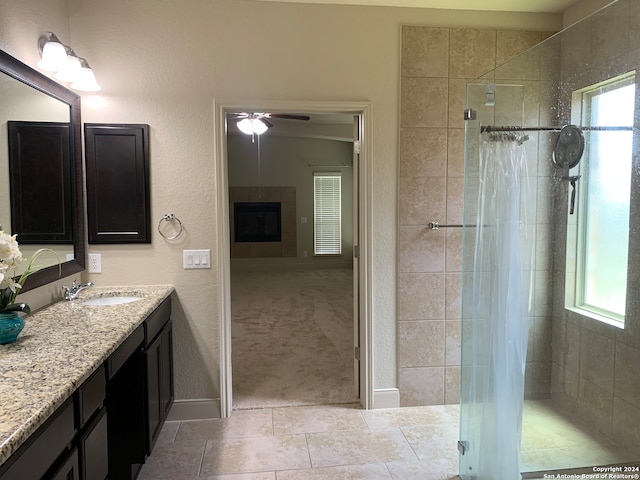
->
[[158, 214, 184, 240]]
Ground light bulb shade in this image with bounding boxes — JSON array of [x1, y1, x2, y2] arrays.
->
[[237, 117, 268, 135], [237, 118, 254, 135], [37, 40, 68, 72], [252, 119, 268, 135], [54, 53, 82, 82], [70, 60, 101, 92]]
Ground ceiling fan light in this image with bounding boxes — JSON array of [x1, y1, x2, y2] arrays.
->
[[237, 118, 268, 135], [252, 119, 268, 135], [237, 118, 254, 135]]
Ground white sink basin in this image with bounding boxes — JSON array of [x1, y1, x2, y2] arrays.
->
[[82, 296, 141, 306]]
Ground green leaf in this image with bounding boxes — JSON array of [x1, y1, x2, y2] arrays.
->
[[1, 303, 31, 315]]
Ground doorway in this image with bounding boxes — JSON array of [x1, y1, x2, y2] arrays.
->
[[215, 101, 372, 417]]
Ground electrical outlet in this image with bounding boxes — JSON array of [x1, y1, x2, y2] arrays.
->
[[88, 253, 102, 273]]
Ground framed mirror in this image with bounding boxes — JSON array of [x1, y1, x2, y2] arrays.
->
[[0, 49, 85, 291]]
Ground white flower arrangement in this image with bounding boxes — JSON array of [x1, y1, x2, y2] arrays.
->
[[0, 230, 59, 315]]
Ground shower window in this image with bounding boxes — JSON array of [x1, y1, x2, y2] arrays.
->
[[566, 72, 635, 326]]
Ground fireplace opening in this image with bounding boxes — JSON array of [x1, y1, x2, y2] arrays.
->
[[234, 202, 282, 242]]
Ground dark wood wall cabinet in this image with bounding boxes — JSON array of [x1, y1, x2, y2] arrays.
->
[[7, 121, 73, 244], [0, 298, 173, 480], [84, 124, 151, 244]]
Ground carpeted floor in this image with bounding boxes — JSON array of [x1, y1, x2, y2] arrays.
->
[[230, 268, 358, 410]]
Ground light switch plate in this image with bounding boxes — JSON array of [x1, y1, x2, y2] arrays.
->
[[183, 249, 211, 269]]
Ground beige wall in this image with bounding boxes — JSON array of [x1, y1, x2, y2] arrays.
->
[[0, 0, 564, 412]]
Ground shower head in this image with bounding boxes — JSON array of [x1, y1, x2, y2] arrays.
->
[[552, 125, 584, 169]]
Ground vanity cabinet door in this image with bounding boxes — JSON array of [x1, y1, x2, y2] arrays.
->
[[78, 409, 108, 480], [159, 320, 174, 421], [145, 330, 162, 452], [145, 319, 174, 454], [50, 448, 79, 480], [84, 123, 150, 244]]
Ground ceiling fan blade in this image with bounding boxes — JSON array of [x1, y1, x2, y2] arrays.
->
[[267, 114, 311, 121], [261, 118, 274, 128]]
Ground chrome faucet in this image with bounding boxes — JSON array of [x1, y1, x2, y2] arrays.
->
[[62, 281, 94, 300]]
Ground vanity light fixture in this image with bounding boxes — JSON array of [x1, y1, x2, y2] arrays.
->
[[37, 32, 101, 92], [70, 58, 101, 92], [37, 32, 67, 72], [53, 47, 82, 82], [237, 117, 268, 135]]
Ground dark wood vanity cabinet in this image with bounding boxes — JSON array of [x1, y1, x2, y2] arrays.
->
[[106, 296, 173, 479], [0, 399, 76, 480], [0, 365, 108, 480], [0, 296, 173, 480]]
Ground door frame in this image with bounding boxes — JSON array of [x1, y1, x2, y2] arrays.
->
[[214, 99, 373, 417]]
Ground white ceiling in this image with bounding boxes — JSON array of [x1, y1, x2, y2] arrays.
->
[[253, 0, 582, 13], [227, 113, 355, 141]]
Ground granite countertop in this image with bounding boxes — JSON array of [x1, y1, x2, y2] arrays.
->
[[0, 284, 174, 467]]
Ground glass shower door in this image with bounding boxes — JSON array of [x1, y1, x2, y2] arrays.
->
[[458, 81, 531, 480]]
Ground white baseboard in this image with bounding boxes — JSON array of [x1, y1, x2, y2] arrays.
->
[[167, 399, 221, 421], [167, 390, 398, 420], [230, 258, 353, 272], [373, 388, 400, 409]]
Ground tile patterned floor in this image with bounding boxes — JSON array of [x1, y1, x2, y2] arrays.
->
[[138, 400, 639, 480], [138, 403, 461, 480]]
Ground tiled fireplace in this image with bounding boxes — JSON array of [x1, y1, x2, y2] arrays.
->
[[229, 186, 296, 258]]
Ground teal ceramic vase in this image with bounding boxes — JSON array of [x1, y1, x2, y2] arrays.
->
[[0, 312, 25, 344]]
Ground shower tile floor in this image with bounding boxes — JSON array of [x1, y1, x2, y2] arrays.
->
[[522, 400, 638, 475], [138, 400, 637, 479]]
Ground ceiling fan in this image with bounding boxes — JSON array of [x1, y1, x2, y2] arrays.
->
[[228, 112, 311, 135]]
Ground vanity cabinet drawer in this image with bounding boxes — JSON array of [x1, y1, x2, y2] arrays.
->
[[0, 398, 75, 480], [77, 364, 105, 428], [144, 297, 171, 346], [107, 324, 144, 379]]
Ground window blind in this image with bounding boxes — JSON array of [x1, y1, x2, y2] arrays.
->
[[313, 173, 342, 255]]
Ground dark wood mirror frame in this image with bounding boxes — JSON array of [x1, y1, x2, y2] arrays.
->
[[0, 49, 85, 291]]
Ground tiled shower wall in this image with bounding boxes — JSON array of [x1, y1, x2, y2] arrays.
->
[[398, 26, 553, 406], [549, 0, 640, 447]]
